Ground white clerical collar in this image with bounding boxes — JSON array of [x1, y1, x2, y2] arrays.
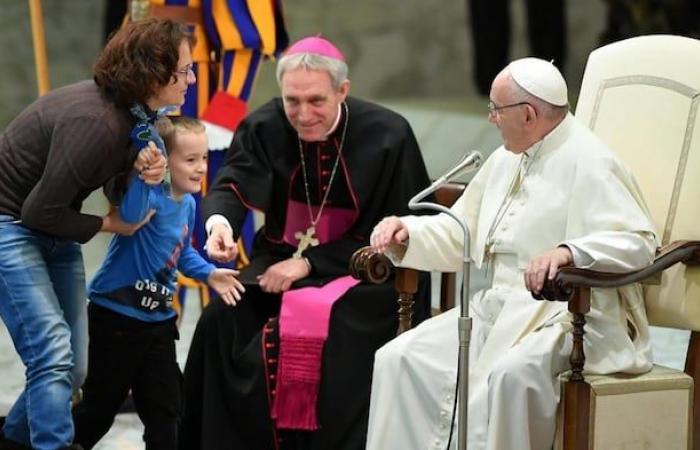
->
[[523, 113, 573, 158], [324, 103, 343, 138]]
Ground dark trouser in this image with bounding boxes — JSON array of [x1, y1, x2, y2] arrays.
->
[[72, 304, 181, 450], [468, 0, 567, 95]]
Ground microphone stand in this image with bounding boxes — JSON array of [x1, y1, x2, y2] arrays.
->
[[407, 151, 482, 450]]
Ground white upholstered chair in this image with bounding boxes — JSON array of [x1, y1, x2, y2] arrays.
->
[[547, 34, 700, 450]]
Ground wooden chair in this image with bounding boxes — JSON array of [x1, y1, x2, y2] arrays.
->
[[351, 34, 700, 450], [350, 182, 464, 333], [539, 34, 700, 450]]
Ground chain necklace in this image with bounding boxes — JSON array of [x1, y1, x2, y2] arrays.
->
[[293, 102, 349, 258]]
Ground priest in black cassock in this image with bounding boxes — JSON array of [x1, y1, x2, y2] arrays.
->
[[179, 36, 432, 450]]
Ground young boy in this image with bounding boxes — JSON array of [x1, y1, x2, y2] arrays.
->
[[72, 117, 244, 449]]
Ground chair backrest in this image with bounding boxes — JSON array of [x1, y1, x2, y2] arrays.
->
[[575, 35, 700, 330]]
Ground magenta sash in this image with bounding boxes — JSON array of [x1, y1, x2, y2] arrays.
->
[[283, 200, 356, 247], [270, 276, 361, 430]]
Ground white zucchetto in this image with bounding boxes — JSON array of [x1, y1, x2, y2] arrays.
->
[[508, 58, 568, 106]]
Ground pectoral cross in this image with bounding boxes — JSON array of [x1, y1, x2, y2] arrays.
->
[[293, 226, 319, 259]]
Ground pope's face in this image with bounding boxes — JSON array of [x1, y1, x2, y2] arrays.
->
[[488, 72, 531, 154], [281, 67, 350, 142]]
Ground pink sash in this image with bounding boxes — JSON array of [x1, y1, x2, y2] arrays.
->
[[270, 276, 360, 430], [283, 200, 356, 247]]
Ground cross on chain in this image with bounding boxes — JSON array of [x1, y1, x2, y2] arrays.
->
[[293, 226, 319, 259]]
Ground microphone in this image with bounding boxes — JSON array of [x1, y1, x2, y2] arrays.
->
[[409, 151, 483, 209], [440, 151, 483, 184]]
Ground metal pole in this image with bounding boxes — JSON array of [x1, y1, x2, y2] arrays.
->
[[457, 252, 472, 449], [28, 0, 49, 96], [407, 151, 481, 450]]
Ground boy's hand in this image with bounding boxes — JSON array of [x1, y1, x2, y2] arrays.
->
[[101, 208, 155, 236], [208, 268, 246, 306], [206, 224, 239, 263], [134, 141, 167, 185]]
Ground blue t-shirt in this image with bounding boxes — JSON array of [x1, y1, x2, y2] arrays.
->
[[88, 177, 214, 322]]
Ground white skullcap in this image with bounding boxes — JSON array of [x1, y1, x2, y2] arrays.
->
[[508, 58, 568, 106]]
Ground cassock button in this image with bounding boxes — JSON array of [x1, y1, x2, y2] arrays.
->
[[321, 170, 330, 176]]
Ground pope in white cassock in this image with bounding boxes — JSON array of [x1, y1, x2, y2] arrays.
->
[[365, 58, 658, 450]]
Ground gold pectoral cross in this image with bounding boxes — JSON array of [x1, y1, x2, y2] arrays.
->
[[293, 226, 319, 259]]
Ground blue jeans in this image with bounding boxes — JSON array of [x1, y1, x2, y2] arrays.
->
[[0, 216, 88, 450]]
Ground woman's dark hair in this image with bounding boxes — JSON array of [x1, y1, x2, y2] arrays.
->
[[93, 18, 194, 106]]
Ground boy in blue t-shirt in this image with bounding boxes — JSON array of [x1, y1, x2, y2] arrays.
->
[[72, 117, 244, 449]]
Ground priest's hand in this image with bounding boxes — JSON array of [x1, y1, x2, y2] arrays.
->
[[208, 268, 246, 306], [257, 258, 311, 293], [206, 224, 239, 263], [370, 216, 408, 253], [524, 246, 573, 295]]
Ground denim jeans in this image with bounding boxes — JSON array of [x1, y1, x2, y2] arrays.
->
[[0, 216, 88, 450]]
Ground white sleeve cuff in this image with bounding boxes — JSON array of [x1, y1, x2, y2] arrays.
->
[[561, 243, 594, 268], [205, 214, 233, 236]]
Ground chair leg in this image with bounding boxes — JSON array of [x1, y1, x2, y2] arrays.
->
[[395, 268, 417, 335], [563, 287, 592, 450], [684, 330, 700, 450], [562, 380, 592, 450]]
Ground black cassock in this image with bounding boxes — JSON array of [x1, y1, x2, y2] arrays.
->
[[180, 97, 432, 450]]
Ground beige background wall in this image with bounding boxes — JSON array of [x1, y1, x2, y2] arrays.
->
[[1, 0, 608, 129]]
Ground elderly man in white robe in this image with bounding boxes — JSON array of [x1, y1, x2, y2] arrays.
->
[[365, 58, 658, 450]]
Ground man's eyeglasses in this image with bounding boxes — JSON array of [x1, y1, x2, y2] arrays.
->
[[173, 64, 194, 78], [487, 100, 530, 116]]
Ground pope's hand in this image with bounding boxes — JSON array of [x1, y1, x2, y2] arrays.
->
[[257, 258, 310, 293], [370, 216, 408, 254], [524, 246, 573, 295], [206, 224, 238, 263]]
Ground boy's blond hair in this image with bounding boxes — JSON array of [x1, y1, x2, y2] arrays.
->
[[160, 116, 206, 152]]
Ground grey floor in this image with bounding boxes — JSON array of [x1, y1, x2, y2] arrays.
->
[[0, 102, 690, 449]]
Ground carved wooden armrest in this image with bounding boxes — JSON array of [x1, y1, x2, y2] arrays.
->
[[350, 246, 417, 334], [532, 240, 700, 383], [349, 246, 393, 284], [535, 240, 700, 302]]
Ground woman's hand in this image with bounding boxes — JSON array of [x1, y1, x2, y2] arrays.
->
[[134, 141, 167, 185]]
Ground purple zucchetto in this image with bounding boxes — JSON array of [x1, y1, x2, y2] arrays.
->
[[285, 36, 345, 62]]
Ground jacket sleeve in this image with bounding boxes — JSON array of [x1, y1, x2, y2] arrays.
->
[[562, 153, 657, 272], [118, 176, 153, 224], [178, 200, 216, 281], [21, 116, 123, 243], [201, 118, 273, 238]]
